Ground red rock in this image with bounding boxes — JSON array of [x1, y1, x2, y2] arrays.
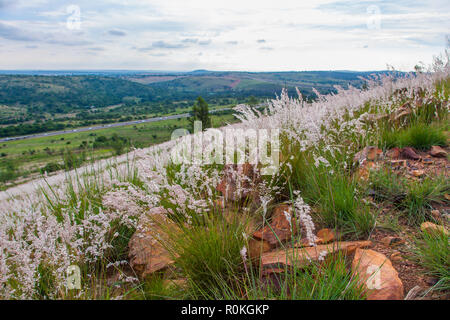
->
[[386, 147, 401, 159], [401, 147, 421, 160], [380, 236, 405, 247], [253, 204, 297, 247], [248, 238, 272, 261], [316, 228, 335, 244], [216, 163, 260, 202], [129, 211, 179, 279], [430, 146, 447, 158], [411, 169, 425, 177], [261, 241, 372, 269], [352, 249, 404, 300]]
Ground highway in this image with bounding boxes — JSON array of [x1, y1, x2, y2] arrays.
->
[[0, 108, 231, 143]]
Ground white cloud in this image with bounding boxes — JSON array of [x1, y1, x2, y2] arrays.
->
[[0, 0, 448, 70]]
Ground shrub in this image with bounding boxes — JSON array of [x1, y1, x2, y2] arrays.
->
[[413, 232, 449, 292]]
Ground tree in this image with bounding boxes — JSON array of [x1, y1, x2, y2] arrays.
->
[[189, 96, 211, 132]]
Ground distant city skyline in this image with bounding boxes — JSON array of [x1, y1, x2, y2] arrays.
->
[[0, 0, 449, 71]]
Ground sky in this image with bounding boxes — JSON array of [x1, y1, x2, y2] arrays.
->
[[0, 0, 449, 71]]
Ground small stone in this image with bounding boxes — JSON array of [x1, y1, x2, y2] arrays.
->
[[316, 228, 335, 244], [420, 221, 449, 236], [401, 147, 421, 160], [430, 145, 447, 158], [352, 249, 404, 300], [389, 160, 407, 168], [411, 169, 425, 177], [381, 236, 405, 248], [390, 251, 405, 263]]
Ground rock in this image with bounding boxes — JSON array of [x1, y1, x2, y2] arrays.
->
[[253, 204, 297, 247], [389, 160, 407, 168], [411, 169, 425, 177], [353, 146, 383, 165], [129, 209, 179, 279], [401, 147, 421, 160], [248, 238, 272, 261], [352, 249, 404, 300], [445, 193, 450, 201], [422, 158, 434, 165], [420, 221, 449, 236], [381, 236, 405, 248], [390, 251, 405, 263], [357, 161, 379, 180], [386, 147, 401, 159], [216, 163, 260, 202], [430, 145, 447, 158], [316, 228, 335, 244], [261, 241, 372, 269]]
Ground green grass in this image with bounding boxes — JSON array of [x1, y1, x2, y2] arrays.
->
[[381, 122, 447, 151], [0, 112, 238, 188], [401, 176, 449, 224], [162, 212, 247, 299], [413, 232, 449, 292]]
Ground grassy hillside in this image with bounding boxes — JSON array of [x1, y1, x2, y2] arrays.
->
[[0, 60, 447, 300]]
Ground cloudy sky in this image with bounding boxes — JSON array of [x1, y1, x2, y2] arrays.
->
[[0, 0, 448, 71]]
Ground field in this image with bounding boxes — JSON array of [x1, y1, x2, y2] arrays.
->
[[0, 112, 238, 188]]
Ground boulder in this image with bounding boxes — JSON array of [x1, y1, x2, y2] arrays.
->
[[352, 249, 404, 300], [430, 145, 447, 158], [420, 221, 448, 236], [128, 208, 179, 279], [248, 238, 272, 261], [261, 241, 372, 269]]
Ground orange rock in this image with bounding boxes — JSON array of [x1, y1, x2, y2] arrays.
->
[[420, 221, 448, 236], [261, 241, 372, 269], [430, 145, 447, 158], [253, 204, 297, 247], [411, 169, 425, 177], [386, 147, 401, 159], [316, 228, 335, 244], [248, 238, 272, 260], [352, 249, 404, 300], [129, 211, 179, 279], [380, 236, 405, 248]]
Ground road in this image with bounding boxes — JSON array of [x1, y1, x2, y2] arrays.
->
[[0, 108, 231, 143]]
